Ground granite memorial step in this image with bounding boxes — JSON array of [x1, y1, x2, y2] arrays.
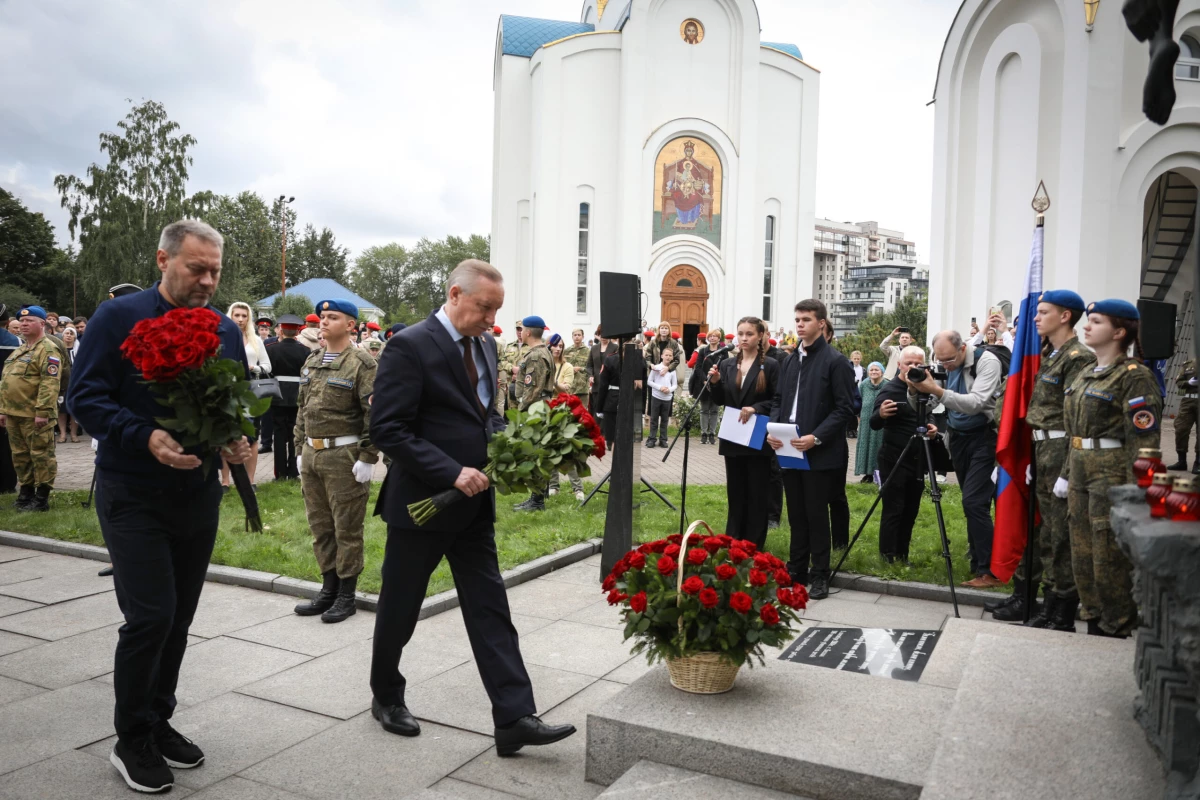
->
[[920, 632, 1165, 799], [598, 760, 814, 799]]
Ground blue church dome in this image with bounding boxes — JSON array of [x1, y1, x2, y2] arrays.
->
[[500, 15, 595, 58]]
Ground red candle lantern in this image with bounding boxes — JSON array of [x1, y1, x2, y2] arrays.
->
[[1147, 473, 1174, 518], [1165, 475, 1200, 521], [1133, 448, 1165, 488]]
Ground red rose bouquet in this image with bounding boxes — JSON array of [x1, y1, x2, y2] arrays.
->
[[603, 522, 806, 667], [407, 394, 606, 525], [121, 307, 271, 530]]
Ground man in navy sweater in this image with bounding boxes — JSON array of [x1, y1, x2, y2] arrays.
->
[[69, 220, 252, 794]]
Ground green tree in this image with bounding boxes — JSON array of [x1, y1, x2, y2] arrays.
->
[[833, 294, 929, 361], [0, 188, 58, 295], [53, 99, 212, 304], [287, 224, 348, 285], [204, 191, 278, 308], [394, 234, 490, 323], [0, 283, 40, 317], [349, 243, 408, 319], [271, 293, 314, 320]]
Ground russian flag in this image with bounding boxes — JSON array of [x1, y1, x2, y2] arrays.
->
[[990, 225, 1044, 582]]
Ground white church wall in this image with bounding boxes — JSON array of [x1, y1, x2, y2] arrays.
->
[[492, 54, 535, 311]]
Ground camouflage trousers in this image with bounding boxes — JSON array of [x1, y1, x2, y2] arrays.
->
[[1016, 437, 1074, 597], [7, 416, 56, 488], [301, 444, 369, 579], [549, 466, 583, 494], [1174, 397, 1199, 457], [1067, 450, 1138, 636]]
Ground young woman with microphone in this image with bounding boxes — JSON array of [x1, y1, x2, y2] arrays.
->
[[708, 317, 779, 547]]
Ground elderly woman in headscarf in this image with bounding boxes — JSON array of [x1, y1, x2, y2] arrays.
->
[[854, 361, 887, 482]]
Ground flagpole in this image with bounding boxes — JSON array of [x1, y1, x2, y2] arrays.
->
[[1022, 210, 1045, 624]]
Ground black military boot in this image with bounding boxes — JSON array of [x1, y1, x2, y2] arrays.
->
[[321, 576, 357, 623], [1023, 587, 1057, 628], [23, 485, 50, 513], [993, 579, 1040, 621], [513, 495, 545, 513], [1167, 451, 1188, 471], [12, 485, 33, 510], [645, 438, 656, 448], [294, 570, 338, 616], [984, 590, 1018, 613], [1048, 591, 1080, 632]]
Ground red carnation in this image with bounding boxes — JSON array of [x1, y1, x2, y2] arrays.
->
[[715, 564, 737, 581], [760, 603, 780, 625], [703, 536, 724, 553], [730, 591, 753, 614], [663, 544, 681, 559], [686, 548, 707, 566], [749, 569, 768, 587], [699, 587, 719, 609], [602, 573, 616, 592], [657, 556, 677, 576], [628, 552, 646, 570], [753, 553, 773, 571], [729, 548, 748, 564], [629, 591, 647, 613], [682, 576, 704, 595], [607, 589, 628, 606], [774, 569, 792, 587]]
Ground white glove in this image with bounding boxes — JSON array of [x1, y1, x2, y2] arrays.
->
[[1026, 464, 1032, 486], [296, 455, 302, 472], [352, 460, 373, 484], [1053, 477, 1069, 499]]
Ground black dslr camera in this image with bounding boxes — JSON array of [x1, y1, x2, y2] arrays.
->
[[907, 363, 948, 384]]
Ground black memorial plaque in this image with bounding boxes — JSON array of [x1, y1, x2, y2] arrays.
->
[[778, 627, 940, 682]]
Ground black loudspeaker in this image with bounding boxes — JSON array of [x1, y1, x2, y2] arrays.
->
[[1137, 299, 1176, 359], [600, 272, 641, 339]]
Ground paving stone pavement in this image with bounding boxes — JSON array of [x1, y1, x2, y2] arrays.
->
[[0, 543, 1030, 799]]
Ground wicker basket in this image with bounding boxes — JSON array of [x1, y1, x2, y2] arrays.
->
[[665, 520, 744, 694], [666, 651, 742, 694]]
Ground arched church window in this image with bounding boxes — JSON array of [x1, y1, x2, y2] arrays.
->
[[763, 216, 776, 321], [577, 203, 590, 313], [676, 278, 693, 287], [1178, 33, 1200, 80]]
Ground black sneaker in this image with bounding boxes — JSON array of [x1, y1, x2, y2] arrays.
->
[[153, 720, 204, 769], [111, 737, 173, 793]]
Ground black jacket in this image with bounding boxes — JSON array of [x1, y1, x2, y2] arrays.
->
[[370, 312, 504, 532], [870, 376, 924, 479], [586, 342, 617, 382], [595, 346, 644, 414], [265, 337, 311, 407], [768, 335, 856, 472], [688, 344, 730, 397], [709, 355, 779, 458]]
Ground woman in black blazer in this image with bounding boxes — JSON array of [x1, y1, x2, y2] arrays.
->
[[708, 317, 780, 548]]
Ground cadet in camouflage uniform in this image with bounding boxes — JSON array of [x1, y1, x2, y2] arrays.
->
[[563, 328, 591, 409], [993, 291, 1094, 626], [1168, 359, 1198, 472], [492, 325, 508, 415], [1058, 299, 1161, 638], [0, 306, 61, 512], [513, 314, 556, 512], [293, 299, 379, 623], [501, 319, 528, 412]]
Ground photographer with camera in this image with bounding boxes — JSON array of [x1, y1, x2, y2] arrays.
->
[[879, 327, 915, 380], [907, 330, 1005, 587], [872, 346, 944, 564]]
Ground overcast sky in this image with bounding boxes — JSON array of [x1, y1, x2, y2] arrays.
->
[[0, 0, 960, 264]]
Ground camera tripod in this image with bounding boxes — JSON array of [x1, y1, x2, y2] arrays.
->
[[829, 393, 960, 619]]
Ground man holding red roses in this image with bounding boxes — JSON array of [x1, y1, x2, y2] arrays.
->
[[68, 220, 253, 794]]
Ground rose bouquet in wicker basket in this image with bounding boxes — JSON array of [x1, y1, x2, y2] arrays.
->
[[603, 521, 807, 693]]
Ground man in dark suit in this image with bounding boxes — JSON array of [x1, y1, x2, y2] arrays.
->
[[767, 299, 856, 599], [368, 259, 575, 757]]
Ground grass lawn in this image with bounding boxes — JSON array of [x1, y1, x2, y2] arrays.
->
[[0, 481, 990, 597]]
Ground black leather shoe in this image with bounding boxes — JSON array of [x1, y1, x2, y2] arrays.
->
[[810, 576, 829, 600], [494, 714, 576, 756], [372, 698, 420, 737]]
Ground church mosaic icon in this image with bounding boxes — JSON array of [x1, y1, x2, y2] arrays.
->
[[680, 18, 704, 45], [653, 137, 722, 248]]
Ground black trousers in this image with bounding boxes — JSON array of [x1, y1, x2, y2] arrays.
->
[[370, 514, 535, 727], [723, 454, 772, 549], [828, 451, 850, 549], [272, 407, 299, 479], [648, 397, 672, 440], [96, 475, 221, 742], [259, 407, 274, 451], [767, 454, 783, 523], [948, 426, 998, 576], [782, 468, 842, 581], [0, 426, 15, 494], [878, 456, 923, 559]]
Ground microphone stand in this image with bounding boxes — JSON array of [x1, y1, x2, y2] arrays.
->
[[661, 347, 727, 532]]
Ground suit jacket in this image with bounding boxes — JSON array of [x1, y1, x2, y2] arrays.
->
[[688, 344, 730, 397], [586, 342, 616, 382], [709, 355, 779, 458], [870, 376, 924, 479], [768, 335, 855, 471], [371, 312, 505, 531]]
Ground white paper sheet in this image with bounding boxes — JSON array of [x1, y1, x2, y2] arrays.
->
[[717, 406, 767, 448], [766, 422, 809, 470]]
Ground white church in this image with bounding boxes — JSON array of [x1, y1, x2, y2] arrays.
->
[[489, 0, 818, 343], [929, 0, 1200, 342]]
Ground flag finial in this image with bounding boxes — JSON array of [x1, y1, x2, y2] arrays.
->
[[1032, 181, 1050, 226]]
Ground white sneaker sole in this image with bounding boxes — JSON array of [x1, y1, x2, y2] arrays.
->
[[110, 749, 173, 793], [163, 754, 204, 769]]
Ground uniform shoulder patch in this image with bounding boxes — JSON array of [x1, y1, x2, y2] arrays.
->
[[524, 374, 533, 385], [46, 364, 59, 376], [1132, 409, 1157, 430]]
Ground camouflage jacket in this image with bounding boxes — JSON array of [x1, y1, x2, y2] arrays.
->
[[517, 343, 556, 411], [1026, 338, 1095, 432], [0, 336, 61, 418], [643, 337, 684, 369], [1176, 359, 1197, 394], [294, 346, 379, 463], [1062, 354, 1162, 478], [501, 341, 527, 374], [563, 344, 591, 395]]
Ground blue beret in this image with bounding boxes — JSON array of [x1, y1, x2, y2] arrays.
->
[[316, 299, 358, 318], [1087, 299, 1139, 320], [1037, 290, 1085, 313], [522, 315, 546, 328], [548, 332, 563, 347], [387, 322, 407, 339], [18, 306, 46, 320]]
